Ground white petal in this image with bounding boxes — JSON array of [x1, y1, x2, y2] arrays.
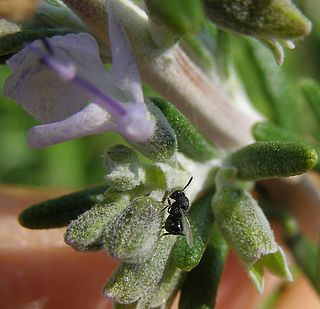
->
[[27, 103, 115, 148], [108, 7, 144, 103], [4, 33, 114, 123]]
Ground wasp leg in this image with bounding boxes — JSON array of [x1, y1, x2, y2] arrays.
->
[[161, 198, 172, 212], [161, 205, 169, 212], [161, 190, 171, 203]]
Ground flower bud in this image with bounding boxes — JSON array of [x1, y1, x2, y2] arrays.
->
[[104, 197, 164, 262], [64, 193, 129, 251], [104, 236, 176, 304], [104, 145, 145, 191], [212, 172, 292, 291], [205, 0, 311, 40]]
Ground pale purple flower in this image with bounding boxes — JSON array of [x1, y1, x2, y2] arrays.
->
[[3, 9, 155, 148]]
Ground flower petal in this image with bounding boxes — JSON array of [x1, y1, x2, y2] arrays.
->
[[117, 103, 156, 143], [4, 33, 114, 123], [108, 6, 144, 103], [27, 103, 115, 148]]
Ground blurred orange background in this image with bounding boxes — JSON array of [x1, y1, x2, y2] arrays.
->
[[1, 185, 319, 309]]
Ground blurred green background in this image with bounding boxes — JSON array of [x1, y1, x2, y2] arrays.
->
[[0, 0, 320, 188]]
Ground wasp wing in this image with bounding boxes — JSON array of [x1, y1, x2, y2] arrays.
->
[[181, 213, 193, 247]]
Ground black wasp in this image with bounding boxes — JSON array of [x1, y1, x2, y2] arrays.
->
[[162, 177, 193, 247]]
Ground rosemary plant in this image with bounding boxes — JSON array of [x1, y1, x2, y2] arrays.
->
[[1, 0, 320, 308]]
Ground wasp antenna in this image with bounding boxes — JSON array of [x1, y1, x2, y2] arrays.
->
[[182, 176, 193, 192], [41, 38, 54, 55]]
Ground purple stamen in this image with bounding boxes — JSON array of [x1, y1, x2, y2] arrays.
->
[[29, 45, 127, 118], [72, 75, 127, 116]]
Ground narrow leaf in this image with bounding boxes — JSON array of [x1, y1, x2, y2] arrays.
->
[[19, 185, 107, 229], [228, 141, 318, 180], [253, 122, 320, 171], [150, 96, 217, 161], [0, 28, 73, 62], [301, 79, 320, 125], [286, 233, 320, 294]]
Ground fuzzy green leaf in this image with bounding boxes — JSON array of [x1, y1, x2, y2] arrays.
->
[[150, 96, 217, 161], [228, 141, 318, 180], [129, 100, 177, 162], [19, 185, 107, 229], [252, 122, 320, 171]]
